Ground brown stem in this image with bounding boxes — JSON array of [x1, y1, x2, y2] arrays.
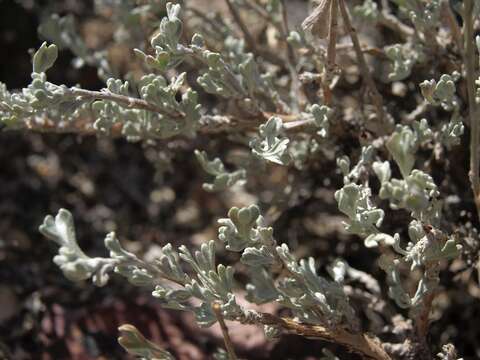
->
[[323, 0, 338, 105], [16, 110, 316, 139], [441, 0, 463, 52], [279, 0, 304, 110], [403, 101, 429, 123], [186, 7, 226, 36], [463, 0, 480, 219], [279, 0, 296, 67], [337, 0, 385, 124], [412, 263, 441, 360], [239, 311, 391, 360], [378, 0, 414, 39], [377, 12, 415, 39], [212, 302, 238, 360], [415, 290, 435, 345], [242, 0, 276, 26]]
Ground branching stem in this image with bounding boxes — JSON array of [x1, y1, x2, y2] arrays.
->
[[212, 302, 238, 360], [280, 0, 302, 111], [441, 1, 463, 52], [239, 311, 392, 360], [337, 0, 385, 124], [323, 0, 338, 105], [16, 111, 316, 138], [464, 0, 480, 219], [223, 0, 284, 66], [378, 12, 414, 39]]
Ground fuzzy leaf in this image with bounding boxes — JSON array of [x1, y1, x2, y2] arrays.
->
[[33, 42, 58, 73]]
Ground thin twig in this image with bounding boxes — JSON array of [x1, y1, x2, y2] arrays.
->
[[186, 7, 227, 38], [212, 302, 238, 360], [463, 0, 480, 219], [223, 0, 284, 66], [279, 0, 297, 68], [380, 0, 391, 13], [335, 44, 387, 59], [224, 0, 256, 48], [379, 0, 414, 39], [280, 0, 302, 111], [337, 0, 385, 124], [441, 0, 463, 52], [377, 12, 414, 40], [244, 0, 271, 22], [403, 101, 429, 123], [14, 110, 317, 139], [323, 0, 338, 105], [326, 0, 338, 71]]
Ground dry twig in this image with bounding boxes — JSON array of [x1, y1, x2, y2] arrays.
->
[[212, 302, 238, 360], [224, 0, 284, 66], [337, 0, 386, 124], [324, 0, 338, 105], [464, 0, 480, 219], [239, 311, 392, 360]]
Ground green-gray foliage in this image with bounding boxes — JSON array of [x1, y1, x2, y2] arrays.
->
[[41, 205, 357, 332], [385, 43, 424, 81], [420, 74, 459, 111], [1, 0, 473, 358], [195, 150, 247, 192], [250, 117, 291, 165], [335, 120, 462, 312]]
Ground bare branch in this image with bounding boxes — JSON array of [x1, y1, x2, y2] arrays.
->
[[337, 0, 386, 124], [224, 0, 284, 66], [239, 311, 392, 360], [212, 302, 238, 360], [464, 0, 480, 219]]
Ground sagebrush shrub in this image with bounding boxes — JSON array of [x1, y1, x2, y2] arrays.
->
[[2, 0, 480, 359]]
